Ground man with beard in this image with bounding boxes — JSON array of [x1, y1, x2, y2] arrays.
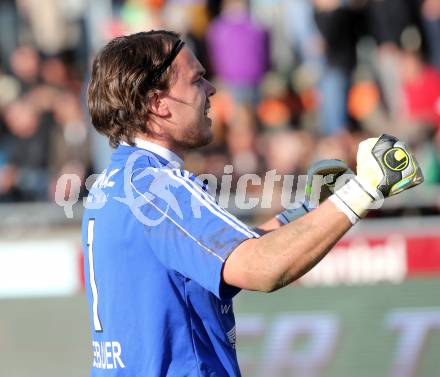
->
[[83, 30, 423, 376]]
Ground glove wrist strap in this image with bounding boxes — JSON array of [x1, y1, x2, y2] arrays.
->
[[330, 178, 376, 224]]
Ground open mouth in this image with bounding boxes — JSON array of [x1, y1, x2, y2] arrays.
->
[[204, 103, 211, 116]]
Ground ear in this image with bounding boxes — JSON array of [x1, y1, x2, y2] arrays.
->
[[149, 92, 170, 118]]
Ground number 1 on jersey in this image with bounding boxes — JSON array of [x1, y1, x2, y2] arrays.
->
[[87, 219, 103, 332]]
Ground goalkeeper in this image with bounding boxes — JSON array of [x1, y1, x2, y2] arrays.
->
[[83, 30, 424, 377]]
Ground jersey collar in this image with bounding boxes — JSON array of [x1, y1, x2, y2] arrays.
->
[[123, 138, 184, 169]]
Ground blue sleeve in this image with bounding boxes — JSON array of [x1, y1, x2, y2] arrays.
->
[[130, 167, 260, 299]]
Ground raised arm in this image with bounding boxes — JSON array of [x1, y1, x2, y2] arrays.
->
[[223, 134, 424, 292], [223, 199, 350, 292]]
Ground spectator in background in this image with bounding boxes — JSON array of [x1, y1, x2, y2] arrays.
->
[[0, 0, 19, 72], [0, 38, 89, 202], [16, 0, 86, 57], [0, 99, 50, 201], [400, 48, 440, 184], [40, 56, 71, 89], [313, 0, 367, 135], [421, 0, 440, 70], [206, 0, 269, 105], [283, 0, 324, 69], [366, 0, 421, 118], [400, 49, 440, 132], [9, 45, 41, 93], [249, 0, 297, 74]]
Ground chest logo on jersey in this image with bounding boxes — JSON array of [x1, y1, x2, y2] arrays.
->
[[95, 169, 120, 189], [92, 340, 125, 370], [86, 169, 120, 208]]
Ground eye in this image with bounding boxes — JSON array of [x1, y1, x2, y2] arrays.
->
[[193, 71, 207, 85]]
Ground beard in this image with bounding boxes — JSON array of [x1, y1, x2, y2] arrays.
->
[[177, 117, 213, 149]]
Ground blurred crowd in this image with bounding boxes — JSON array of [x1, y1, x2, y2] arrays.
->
[[0, 0, 440, 214]]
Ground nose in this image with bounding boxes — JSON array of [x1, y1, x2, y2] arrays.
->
[[205, 79, 216, 97]]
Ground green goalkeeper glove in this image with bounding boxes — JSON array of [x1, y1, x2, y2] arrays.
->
[[277, 159, 352, 224], [329, 134, 424, 224]]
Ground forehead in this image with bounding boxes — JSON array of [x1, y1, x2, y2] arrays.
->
[[173, 47, 204, 78]]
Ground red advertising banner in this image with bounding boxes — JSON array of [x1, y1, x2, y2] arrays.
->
[[299, 225, 440, 286], [406, 236, 440, 276]]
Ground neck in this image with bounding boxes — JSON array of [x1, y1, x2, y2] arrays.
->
[[135, 135, 186, 161]]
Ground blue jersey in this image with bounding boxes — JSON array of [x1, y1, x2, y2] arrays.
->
[[82, 140, 259, 376]]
